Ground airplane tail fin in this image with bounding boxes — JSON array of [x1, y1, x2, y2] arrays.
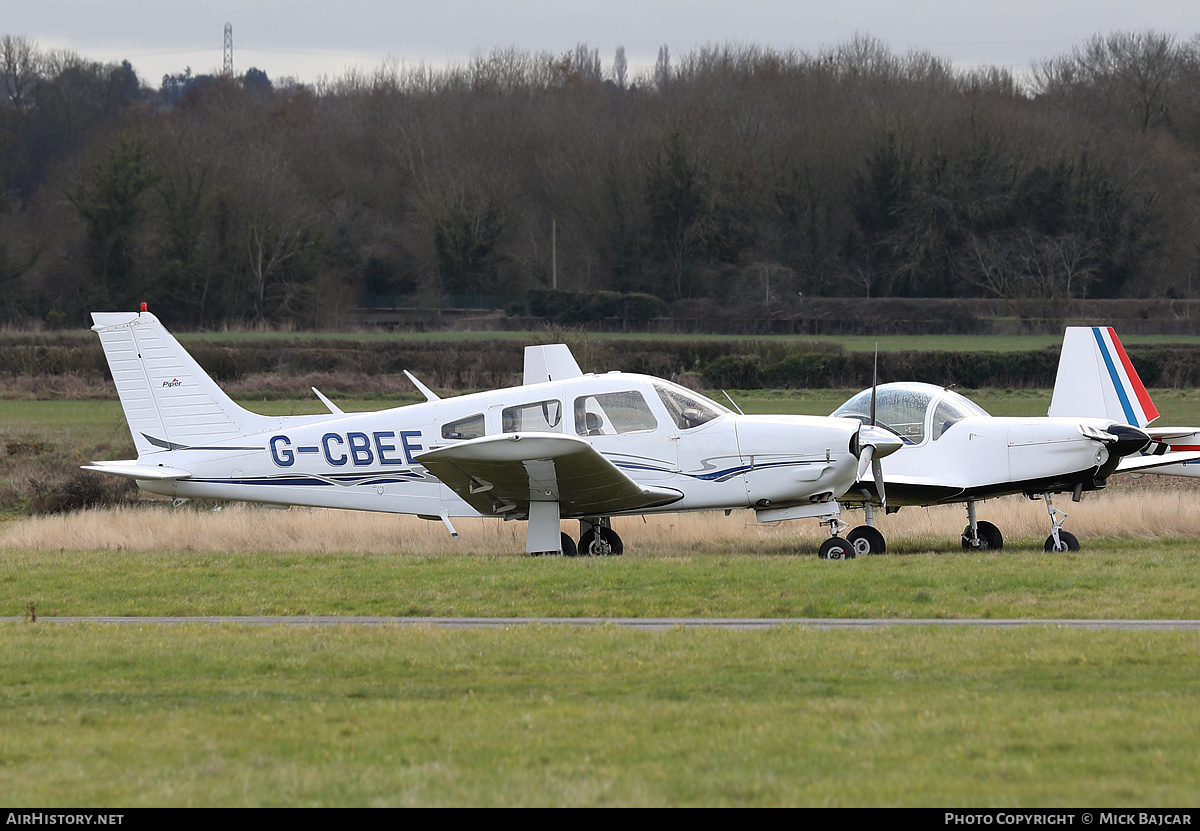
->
[[91, 310, 275, 457], [1049, 326, 1158, 427]]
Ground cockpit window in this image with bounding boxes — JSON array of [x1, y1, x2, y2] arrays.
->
[[502, 399, 563, 433], [442, 413, 485, 440], [653, 382, 729, 430], [574, 391, 658, 436], [932, 398, 980, 440]]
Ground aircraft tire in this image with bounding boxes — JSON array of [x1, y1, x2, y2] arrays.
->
[[818, 537, 855, 560], [1044, 530, 1080, 552], [847, 525, 886, 556], [560, 532, 579, 557], [579, 527, 623, 556], [961, 521, 1003, 551]]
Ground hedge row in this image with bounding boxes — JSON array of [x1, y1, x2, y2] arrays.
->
[[4, 334, 1200, 390]]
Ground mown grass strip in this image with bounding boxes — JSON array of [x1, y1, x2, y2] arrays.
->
[[1, 623, 1196, 807], [5, 539, 1200, 620]]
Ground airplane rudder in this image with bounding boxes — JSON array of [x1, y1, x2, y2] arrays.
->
[[1103, 326, 1158, 425], [91, 312, 169, 455]]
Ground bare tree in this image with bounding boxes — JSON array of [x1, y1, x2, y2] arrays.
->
[[967, 230, 1100, 300], [655, 45, 671, 90], [238, 148, 318, 321], [1033, 30, 1184, 133], [1, 34, 39, 109], [574, 43, 601, 84], [613, 46, 627, 89]]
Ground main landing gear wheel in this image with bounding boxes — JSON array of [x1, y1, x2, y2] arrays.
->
[[818, 537, 855, 560], [846, 525, 886, 556], [579, 527, 623, 556], [1044, 530, 1080, 552], [961, 520, 1003, 551], [530, 531, 578, 557]]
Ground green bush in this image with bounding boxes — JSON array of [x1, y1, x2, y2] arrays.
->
[[27, 470, 137, 515], [701, 355, 762, 389], [527, 289, 668, 323]]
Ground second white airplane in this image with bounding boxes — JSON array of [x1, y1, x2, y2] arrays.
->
[[824, 372, 1197, 556]]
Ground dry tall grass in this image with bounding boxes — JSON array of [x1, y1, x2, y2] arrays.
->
[[3, 481, 1198, 555]]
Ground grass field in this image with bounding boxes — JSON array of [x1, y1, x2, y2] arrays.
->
[[2, 622, 1198, 807], [4, 372, 1200, 806], [5, 487, 1200, 617], [4, 496, 1200, 805]]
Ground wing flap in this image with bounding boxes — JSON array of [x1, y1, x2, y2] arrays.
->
[[416, 433, 683, 517]]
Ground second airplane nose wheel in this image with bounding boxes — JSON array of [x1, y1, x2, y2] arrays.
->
[[1045, 529, 1080, 552], [1043, 493, 1081, 552], [961, 521, 1003, 550]]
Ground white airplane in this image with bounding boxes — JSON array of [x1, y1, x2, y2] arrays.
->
[[1050, 325, 1200, 478], [823, 366, 1200, 556], [83, 308, 903, 558]]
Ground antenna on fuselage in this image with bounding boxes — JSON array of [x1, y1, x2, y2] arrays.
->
[[404, 370, 441, 402], [311, 387, 344, 415], [721, 390, 744, 415]]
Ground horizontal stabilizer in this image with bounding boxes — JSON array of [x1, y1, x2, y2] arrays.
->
[[81, 460, 191, 480], [416, 432, 682, 518], [1148, 427, 1200, 442]]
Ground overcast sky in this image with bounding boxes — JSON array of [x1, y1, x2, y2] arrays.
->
[[8, 1, 1200, 87]]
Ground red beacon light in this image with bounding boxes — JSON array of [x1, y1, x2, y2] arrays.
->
[[139, 302, 147, 314]]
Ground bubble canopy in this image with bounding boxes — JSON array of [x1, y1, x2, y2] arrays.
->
[[832, 382, 989, 445]]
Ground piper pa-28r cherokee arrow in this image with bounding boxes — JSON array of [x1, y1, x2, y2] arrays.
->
[[85, 309, 902, 557]]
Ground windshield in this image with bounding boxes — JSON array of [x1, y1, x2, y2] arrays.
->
[[832, 382, 987, 444], [653, 382, 730, 430]]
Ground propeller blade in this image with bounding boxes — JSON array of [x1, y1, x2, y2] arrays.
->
[[870, 346, 878, 427], [857, 443, 875, 482], [872, 456, 886, 508]]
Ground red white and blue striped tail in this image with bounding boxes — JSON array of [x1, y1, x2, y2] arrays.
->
[[1049, 326, 1158, 427]]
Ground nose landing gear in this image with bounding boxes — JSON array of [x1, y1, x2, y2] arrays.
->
[[817, 516, 858, 559], [845, 496, 887, 555], [961, 499, 1004, 550], [1043, 493, 1080, 552]]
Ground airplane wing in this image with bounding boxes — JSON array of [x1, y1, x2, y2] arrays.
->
[[1115, 450, 1200, 474], [841, 473, 967, 506], [415, 433, 684, 518]]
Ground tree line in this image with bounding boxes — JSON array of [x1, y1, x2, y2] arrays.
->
[[2, 31, 1200, 329]]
